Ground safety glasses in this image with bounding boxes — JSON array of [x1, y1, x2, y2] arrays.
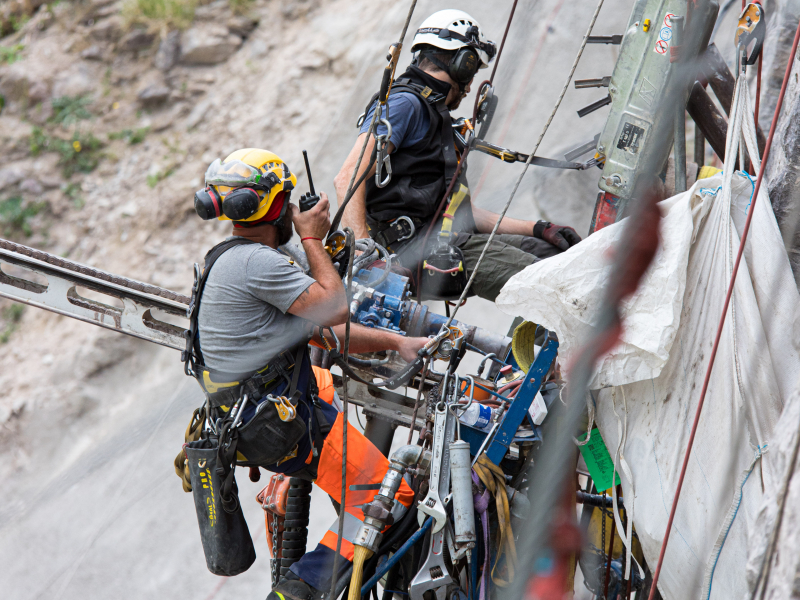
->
[[205, 158, 270, 188]]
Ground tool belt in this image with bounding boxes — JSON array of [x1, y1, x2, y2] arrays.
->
[[199, 346, 301, 410], [369, 215, 425, 251]]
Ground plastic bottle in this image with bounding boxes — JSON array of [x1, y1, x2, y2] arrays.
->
[[459, 403, 493, 429]]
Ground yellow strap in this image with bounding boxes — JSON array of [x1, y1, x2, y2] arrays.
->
[[697, 165, 722, 180], [474, 454, 517, 587], [439, 184, 470, 240]]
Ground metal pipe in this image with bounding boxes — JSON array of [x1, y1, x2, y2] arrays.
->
[[672, 16, 687, 193], [361, 517, 433, 596], [694, 122, 705, 167], [363, 417, 396, 457], [576, 490, 624, 509], [687, 81, 728, 161]]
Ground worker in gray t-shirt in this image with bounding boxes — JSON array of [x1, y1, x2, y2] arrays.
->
[[186, 148, 427, 599]]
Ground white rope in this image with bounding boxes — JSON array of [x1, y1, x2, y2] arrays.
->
[[610, 387, 645, 582], [443, 0, 606, 329]]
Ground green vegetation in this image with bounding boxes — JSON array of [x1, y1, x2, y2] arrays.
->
[[122, 0, 197, 28], [62, 182, 84, 209], [109, 127, 149, 145], [0, 44, 24, 64], [0, 196, 44, 237], [229, 0, 255, 14], [0, 303, 25, 344], [50, 95, 93, 127], [30, 127, 104, 178], [146, 164, 177, 188]]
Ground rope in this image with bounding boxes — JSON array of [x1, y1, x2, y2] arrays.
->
[[328, 9, 420, 597], [329, 0, 417, 235], [328, 229, 356, 600], [646, 17, 800, 600], [443, 0, 606, 329], [406, 357, 430, 444], [414, 0, 522, 297]]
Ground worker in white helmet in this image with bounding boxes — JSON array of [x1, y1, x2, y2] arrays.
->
[[335, 9, 581, 302]]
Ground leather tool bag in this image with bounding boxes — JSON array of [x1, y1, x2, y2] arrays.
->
[[185, 435, 257, 576]]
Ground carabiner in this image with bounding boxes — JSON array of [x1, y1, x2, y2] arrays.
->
[[375, 118, 393, 188]]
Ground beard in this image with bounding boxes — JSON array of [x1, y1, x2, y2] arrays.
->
[[278, 211, 294, 245], [447, 85, 468, 110]]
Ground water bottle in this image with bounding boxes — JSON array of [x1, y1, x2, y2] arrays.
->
[[459, 403, 493, 429]]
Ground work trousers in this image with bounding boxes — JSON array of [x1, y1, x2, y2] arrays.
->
[[396, 232, 563, 302], [288, 368, 415, 591], [452, 232, 563, 301]]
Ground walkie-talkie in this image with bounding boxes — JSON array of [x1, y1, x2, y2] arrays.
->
[[299, 150, 320, 212]]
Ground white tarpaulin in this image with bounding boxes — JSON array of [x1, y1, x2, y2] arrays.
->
[[496, 74, 800, 599]]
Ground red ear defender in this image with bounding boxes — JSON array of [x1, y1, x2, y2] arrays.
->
[[194, 186, 223, 220]]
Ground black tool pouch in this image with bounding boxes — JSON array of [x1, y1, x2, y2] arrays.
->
[[236, 398, 308, 467], [185, 436, 257, 576], [419, 243, 469, 300]]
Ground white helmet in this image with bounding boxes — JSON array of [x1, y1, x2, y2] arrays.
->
[[411, 9, 496, 69]]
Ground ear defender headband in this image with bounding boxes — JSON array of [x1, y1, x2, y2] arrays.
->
[[420, 47, 480, 90], [194, 161, 295, 223], [194, 186, 223, 220]]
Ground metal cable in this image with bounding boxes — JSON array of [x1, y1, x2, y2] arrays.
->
[[406, 357, 431, 444], [329, 229, 356, 600], [443, 0, 606, 330], [329, 0, 418, 236], [648, 17, 800, 600], [328, 9, 420, 597]]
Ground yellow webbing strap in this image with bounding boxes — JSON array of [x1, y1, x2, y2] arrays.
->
[[697, 165, 722, 180], [439, 184, 470, 240], [474, 454, 517, 587], [174, 406, 206, 493]]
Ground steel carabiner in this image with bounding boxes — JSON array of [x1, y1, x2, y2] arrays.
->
[[375, 117, 393, 188]]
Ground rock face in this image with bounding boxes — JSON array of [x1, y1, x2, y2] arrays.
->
[[760, 0, 800, 288], [137, 83, 171, 106], [155, 30, 181, 71], [180, 25, 242, 64], [119, 27, 156, 52]]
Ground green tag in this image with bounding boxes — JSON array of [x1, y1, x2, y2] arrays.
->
[[578, 427, 620, 492]]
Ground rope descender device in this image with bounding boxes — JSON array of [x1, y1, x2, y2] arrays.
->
[[267, 395, 297, 422], [735, 3, 765, 67]]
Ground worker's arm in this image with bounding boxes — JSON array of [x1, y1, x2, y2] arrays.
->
[[472, 205, 535, 236], [312, 324, 428, 363], [335, 132, 395, 239], [287, 195, 349, 326], [472, 205, 582, 249]]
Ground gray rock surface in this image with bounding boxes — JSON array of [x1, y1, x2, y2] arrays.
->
[[154, 30, 181, 71], [760, 0, 800, 287], [119, 27, 156, 52], [80, 44, 104, 61], [180, 24, 243, 64], [137, 83, 171, 106]]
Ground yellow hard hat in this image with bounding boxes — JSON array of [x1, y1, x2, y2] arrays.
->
[[194, 148, 297, 223]]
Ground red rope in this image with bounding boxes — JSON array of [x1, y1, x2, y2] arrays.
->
[[646, 18, 800, 600]]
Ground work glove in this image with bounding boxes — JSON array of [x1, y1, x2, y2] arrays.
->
[[533, 220, 582, 251]]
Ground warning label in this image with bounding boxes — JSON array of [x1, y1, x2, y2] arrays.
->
[[654, 12, 676, 55], [616, 122, 645, 154]]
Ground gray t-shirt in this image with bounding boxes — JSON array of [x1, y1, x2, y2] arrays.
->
[[197, 241, 315, 375]]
